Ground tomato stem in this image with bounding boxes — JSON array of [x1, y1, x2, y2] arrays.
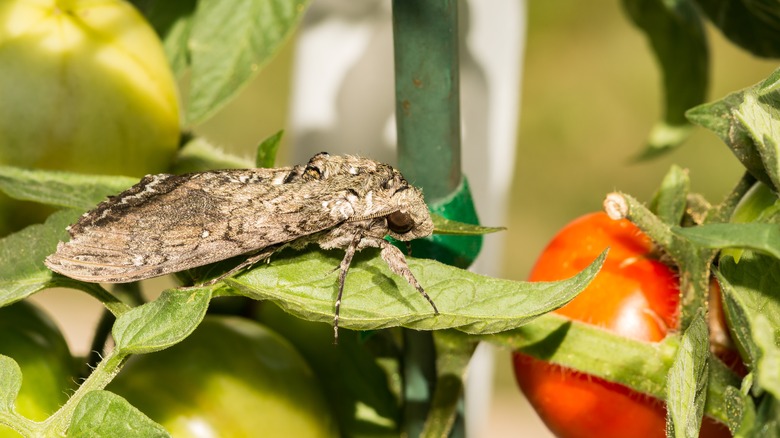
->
[[420, 331, 478, 438], [602, 192, 713, 330], [488, 313, 740, 424], [0, 411, 37, 437], [40, 349, 129, 436]]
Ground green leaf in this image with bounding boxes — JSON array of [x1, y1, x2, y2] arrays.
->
[[650, 164, 690, 224], [674, 223, 780, 258], [130, 0, 197, 76], [223, 248, 606, 334], [0, 166, 135, 210], [719, 278, 760, 368], [665, 310, 709, 438], [723, 384, 754, 436], [753, 395, 780, 438], [754, 315, 780, 399], [68, 390, 170, 438], [171, 136, 254, 173], [623, 0, 708, 158], [113, 287, 212, 355], [687, 69, 780, 191], [718, 253, 780, 398], [186, 0, 311, 123], [256, 130, 284, 168], [430, 214, 505, 235], [0, 209, 83, 307], [0, 355, 21, 413], [693, 0, 780, 58]]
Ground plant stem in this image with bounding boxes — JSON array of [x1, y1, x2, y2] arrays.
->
[[41, 349, 129, 436], [402, 330, 437, 438], [82, 309, 116, 379], [420, 331, 476, 438], [487, 312, 739, 424], [0, 412, 36, 437], [708, 171, 757, 223], [604, 192, 713, 329]]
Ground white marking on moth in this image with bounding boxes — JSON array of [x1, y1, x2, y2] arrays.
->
[[95, 209, 111, 222], [331, 200, 354, 220], [132, 254, 145, 267], [348, 166, 358, 175], [272, 173, 287, 185], [117, 175, 166, 205], [364, 191, 374, 209], [201, 230, 210, 238]]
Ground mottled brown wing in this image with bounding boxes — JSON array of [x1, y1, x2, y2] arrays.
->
[[44, 169, 349, 283]]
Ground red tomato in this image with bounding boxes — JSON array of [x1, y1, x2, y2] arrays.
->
[[512, 212, 731, 438]]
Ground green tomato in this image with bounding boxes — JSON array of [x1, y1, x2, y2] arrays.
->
[[0, 0, 180, 233], [108, 316, 338, 437], [256, 302, 401, 436], [723, 181, 780, 261], [0, 301, 76, 437], [731, 181, 779, 223], [0, 0, 180, 174]]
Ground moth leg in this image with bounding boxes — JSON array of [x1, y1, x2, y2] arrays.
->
[[334, 235, 361, 344], [199, 247, 277, 286], [379, 240, 439, 315]]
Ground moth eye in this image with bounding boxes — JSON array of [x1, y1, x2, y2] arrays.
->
[[387, 211, 414, 234], [304, 165, 322, 179]]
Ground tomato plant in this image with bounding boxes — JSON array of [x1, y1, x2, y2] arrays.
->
[[1, 1, 779, 437], [512, 212, 732, 438]]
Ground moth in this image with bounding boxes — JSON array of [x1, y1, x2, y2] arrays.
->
[[45, 152, 439, 341]]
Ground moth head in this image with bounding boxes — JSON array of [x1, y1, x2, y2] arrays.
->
[[384, 185, 433, 241]]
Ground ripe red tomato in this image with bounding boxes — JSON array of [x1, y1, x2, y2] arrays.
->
[[512, 212, 731, 438]]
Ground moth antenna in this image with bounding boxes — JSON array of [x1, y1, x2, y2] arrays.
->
[[334, 235, 360, 344], [348, 208, 399, 222]]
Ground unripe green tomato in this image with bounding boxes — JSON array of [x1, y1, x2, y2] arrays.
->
[[723, 181, 780, 261], [108, 316, 338, 438], [0, 301, 76, 437], [731, 181, 779, 223], [0, 0, 180, 232], [0, 0, 180, 174]]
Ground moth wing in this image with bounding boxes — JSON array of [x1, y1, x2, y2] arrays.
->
[[45, 170, 346, 283]]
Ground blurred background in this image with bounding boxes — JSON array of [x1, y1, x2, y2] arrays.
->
[[29, 1, 778, 436]]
